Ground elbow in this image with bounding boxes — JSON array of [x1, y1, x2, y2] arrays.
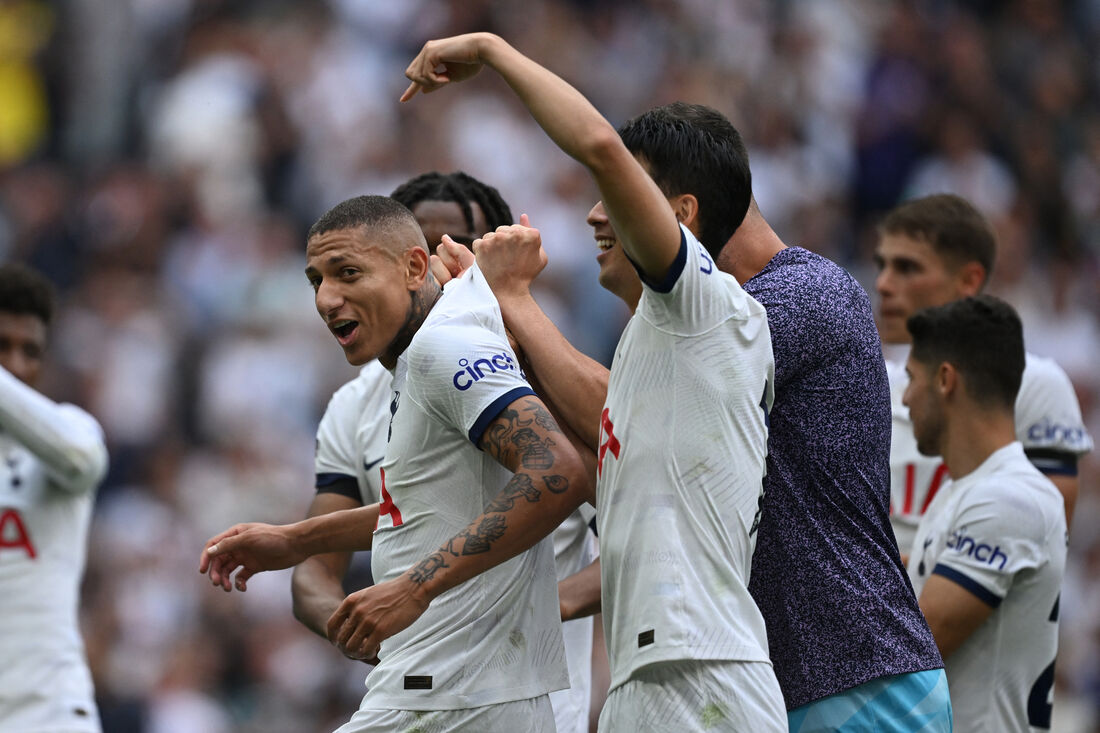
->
[[578, 124, 630, 175], [56, 439, 109, 494]]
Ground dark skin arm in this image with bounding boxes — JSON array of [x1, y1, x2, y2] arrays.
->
[[559, 557, 602, 620], [290, 492, 361, 639], [325, 394, 591, 660]]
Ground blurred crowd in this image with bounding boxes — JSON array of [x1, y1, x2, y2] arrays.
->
[[1, 0, 1098, 731]]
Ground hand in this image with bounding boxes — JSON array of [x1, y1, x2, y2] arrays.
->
[[326, 575, 431, 661], [473, 214, 548, 301], [429, 235, 476, 286], [199, 522, 306, 592], [401, 33, 496, 101]]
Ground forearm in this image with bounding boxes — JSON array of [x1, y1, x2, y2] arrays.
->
[[406, 463, 588, 604], [476, 35, 678, 273], [0, 366, 106, 493], [559, 557, 602, 620], [502, 294, 607, 450], [291, 553, 352, 637], [292, 504, 380, 557]]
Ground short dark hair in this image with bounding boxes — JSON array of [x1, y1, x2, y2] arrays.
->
[[390, 171, 513, 234], [618, 102, 752, 258], [0, 263, 54, 326], [308, 195, 418, 241], [880, 194, 996, 286], [907, 295, 1024, 410]]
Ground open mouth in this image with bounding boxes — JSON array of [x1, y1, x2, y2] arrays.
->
[[331, 319, 359, 345], [596, 237, 616, 252]]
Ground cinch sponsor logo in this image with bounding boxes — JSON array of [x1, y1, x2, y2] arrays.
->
[[946, 530, 1007, 570], [1026, 419, 1088, 447], [452, 352, 517, 391]]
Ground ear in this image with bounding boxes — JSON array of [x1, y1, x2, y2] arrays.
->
[[955, 261, 986, 297], [936, 362, 958, 399], [669, 193, 700, 235], [405, 246, 430, 290]]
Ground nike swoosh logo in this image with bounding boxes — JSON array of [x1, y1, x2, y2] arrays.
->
[[363, 456, 384, 471]]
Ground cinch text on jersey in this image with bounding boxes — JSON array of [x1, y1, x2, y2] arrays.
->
[[946, 530, 1008, 569], [452, 352, 517, 391]]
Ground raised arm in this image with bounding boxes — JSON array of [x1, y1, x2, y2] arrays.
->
[[403, 33, 682, 282], [326, 393, 591, 659], [473, 221, 609, 449], [0, 365, 107, 494]]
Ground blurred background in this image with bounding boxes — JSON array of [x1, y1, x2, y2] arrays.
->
[[1, 0, 1098, 730]]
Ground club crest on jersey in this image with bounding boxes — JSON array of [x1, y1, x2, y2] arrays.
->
[[452, 352, 517, 391], [946, 529, 1007, 570]]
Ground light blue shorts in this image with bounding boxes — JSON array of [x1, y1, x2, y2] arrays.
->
[[788, 668, 952, 733]]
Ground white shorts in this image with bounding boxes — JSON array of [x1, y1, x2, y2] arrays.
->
[[549, 615, 594, 733], [599, 659, 786, 733], [333, 694, 555, 733]]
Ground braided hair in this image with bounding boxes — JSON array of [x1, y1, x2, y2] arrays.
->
[[391, 172, 513, 235]]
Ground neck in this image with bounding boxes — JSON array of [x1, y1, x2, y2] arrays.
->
[[939, 406, 1017, 480], [380, 277, 442, 369], [720, 206, 787, 284]]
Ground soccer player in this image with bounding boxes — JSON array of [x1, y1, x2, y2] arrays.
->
[[404, 34, 786, 731], [201, 195, 590, 731], [875, 194, 1093, 557], [433, 90, 948, 733], [0, 263, 109, 732], [904, 295, 1067, 732], [293, 172, 597, 733], [291, 170, 516, 644]]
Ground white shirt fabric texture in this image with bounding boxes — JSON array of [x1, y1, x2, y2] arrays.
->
[[907, 442, 1067, 733]]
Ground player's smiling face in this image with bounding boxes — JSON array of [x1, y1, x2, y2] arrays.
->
[[306, 225, 421, 367], [874, 233, 974, 345], [586, 200, 642, 310], [0, 311, 46, 387]]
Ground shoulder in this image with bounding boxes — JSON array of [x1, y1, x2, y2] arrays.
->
[[964, 458, 1064, 533], [1016, 352, 1092, 453]]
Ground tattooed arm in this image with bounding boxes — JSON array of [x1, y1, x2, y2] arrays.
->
[[326, 395, 591, 659]]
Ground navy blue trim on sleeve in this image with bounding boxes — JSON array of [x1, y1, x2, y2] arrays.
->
[[932, 564, 1003, 608], [631, 228, 688, 294], [468, 386, 537, 446], [315, 473, 361, 500], [1024, 448, 1078, 477]]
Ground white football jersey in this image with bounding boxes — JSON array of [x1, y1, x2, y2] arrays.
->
[[888, 351, 1092, 555], [597, 226, 776, 692], [908, 442, 1066, 733], [314, 361, 393, 505], [0, 367, 107, 732], [360, 265, 567, 713]]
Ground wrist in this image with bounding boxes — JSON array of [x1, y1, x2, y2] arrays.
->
[[476, 32, 507, 68]]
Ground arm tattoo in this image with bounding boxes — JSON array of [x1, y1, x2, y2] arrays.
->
[[409, 553, 449, 584], [485, 473, 541, 513], [524, 402, 563, 434], [542, 475, 569, 494], [443, 515, 509, 556]]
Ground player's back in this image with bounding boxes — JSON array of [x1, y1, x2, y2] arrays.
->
[[888, 351, 1093, 554], [0, 402, 103, 732], [365, 265, 566, 711], [597, 227, 775, 691], [743, 246, 943, 708]]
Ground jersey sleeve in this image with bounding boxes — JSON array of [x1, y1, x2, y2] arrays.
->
[[930, 483, 1049, 607], [407, 321, 535, 447], [635, 225, 759, 335], [314, 384, 362, 501], [1016, 354, 1094, 475], [0, 365, 107, 495]]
